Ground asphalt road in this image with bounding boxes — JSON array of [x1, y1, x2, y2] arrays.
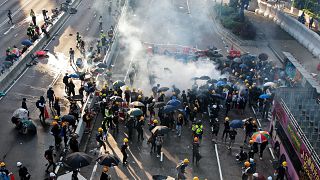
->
[[80, 0, 275, 179], [0, 0, 120, 179], [0, 0, 65, 64]]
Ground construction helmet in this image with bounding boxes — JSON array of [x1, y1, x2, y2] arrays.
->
[[125, 86, 129, 90], [98, 127, 103, 132], [99, 92, 103, 96], [102, 94, 107, 97], [244, 79, 248, 83], [244, 161, 250, 167], [225, 117, 229, 121], [17, 162, 22, 167], [114, 91, 118, 95], [194, 107, 197, 111], [193, 177, 199, 180], [194, 137, 199, 142], [282, 161, 287, 167], [52, 121, 58, 126], [138, 95, 142, 99], [183, 159, 189, 164], [249, 140, 254, 144], [103, 166, 109, 172], [153, 119, 158, 124], [123, 138, 129, 143], [0, 162, 5, 167], [54, 116, 59, 120]]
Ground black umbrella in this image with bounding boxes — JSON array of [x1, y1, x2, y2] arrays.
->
[[63, 152, 92, 169], [154, 102, 166, 108], [162, 105, 179, 113], [97, 63, 109, 68], [110, 96, 123, 102], [207, 79, 218, 84], [199, 75, 210, 80], [258, 53, 268, 61], [151, 126, 169, 135], [191, 77, 199, 80], [157, 87, 169, 92], [211, 93, 225, 100], [61, 115, 76, 123], [96, 154, 120, 167]]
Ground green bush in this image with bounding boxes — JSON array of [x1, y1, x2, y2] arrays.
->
[[239, 22, 256, 40]]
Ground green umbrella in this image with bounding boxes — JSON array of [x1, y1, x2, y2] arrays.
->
[[127, 108, 143, 116], [113, 80, 125, 88]]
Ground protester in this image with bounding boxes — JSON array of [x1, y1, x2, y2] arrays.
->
[[44, 146, 56, 173], [17, 162, 31, 180], [121, 138, 129, 165]]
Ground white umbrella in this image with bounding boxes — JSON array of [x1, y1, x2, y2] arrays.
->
[[57, 172, 86, 180], [12, 108, 28, 119], [263, 82, 276, 87]]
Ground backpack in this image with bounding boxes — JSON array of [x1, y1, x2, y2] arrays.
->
[[36, 100, 40, 108]]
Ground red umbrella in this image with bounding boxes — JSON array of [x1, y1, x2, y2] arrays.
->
[[35, 50, 46, 56]]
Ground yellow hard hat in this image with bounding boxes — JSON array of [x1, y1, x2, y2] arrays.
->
[[102, 94, 107, 97], [183, 159, 189, 164], [115, 102, 119, 105], [244, 79, 248, 83], [52, 121, 58, 126], [249, 86, 252, 90], [194, 107, 197, 111], [244, 161, 250, 167], [125, 86, 129, 90], [0, 162, 5, 167], [225, 117, 229, 121], [282, 161, 287, 167], [194, 137, 199, 142], [212, 90, 216, 94], [102, 87, 106, 90], [123, 138, 129, 143], [249, 139, 254, 144], [246, 83, 249, 87], [153, 119, 158, 124], [103, 166, 109, 172], [114, 91, 118, 95], [138, 95, 142, 99], [193, 177, 199, 180], [54, 116, 59, 120], [98, 127, 103, 132], [99, 92, 103, 96]]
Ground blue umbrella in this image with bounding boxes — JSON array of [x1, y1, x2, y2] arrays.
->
[[21, 39, 33, 46], [166, 99, 181, 107], [230, 119, 244, 129], [216, 81, 226, 87], [163, 105, 179, 113], [259, 94, 271, 99], [239, 63, 248, 69], [69, 73, 79, 78]]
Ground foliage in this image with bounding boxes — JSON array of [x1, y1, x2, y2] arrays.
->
[[216, 5, 256, 40], [294, 0, 320, 19]]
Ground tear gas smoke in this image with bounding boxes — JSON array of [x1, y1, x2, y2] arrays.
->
[[117, 0, 224, 95]]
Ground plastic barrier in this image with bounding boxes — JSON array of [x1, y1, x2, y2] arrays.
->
[[0, 0, 79, 92], [255, 0, 320, 59]]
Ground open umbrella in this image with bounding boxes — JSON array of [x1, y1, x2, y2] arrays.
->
[[152, 175, 175, 180], [57, 172, 86, 180], [96, 154, 120, 167], [239, 63, 248, 69], [61, 115, 76, 123], [3, 61, 13, 67], [259, 94, 271, 99], [211, 93, 225, 100], [21, 39, 33, 46], [154, 102, 166, 108], [233, 57, 242, 63], [207, 79, 218, 84], [35, 50, 46, 56], [151, 126, 169, 135], [216, 81, 226, 87], [12, 108, 29, 119], [69, 73, 79, 78], [191, 77, 199, 80], [199, 75, 210, 80], [63, 152, 92, 169], [21, 119, 37, 135], [113, 80, 125, 88], [263, 82, 276, 87], [93, 68, 105, 74], [258, 53, 268, 61], [110, 96, 123, 102], [130, 101, 145, 107], [97, 63, 109, 68], [166, 99, 181, 107], [128, 108, 143, 116], [230, 119, 244, 129], [162, 105, 179, 113], [251, 131, 270, 143], [157, 87, 169, 92]]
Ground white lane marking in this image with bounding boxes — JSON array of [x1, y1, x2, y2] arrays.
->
[[186, 0, 191, 14], [3, 24, 15, 35], [0, 0, 9, 7], [0, 0, 33, 28], [215, 144, 223, 180], [14, 33, 18, 37]]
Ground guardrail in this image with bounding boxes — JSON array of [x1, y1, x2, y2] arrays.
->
[[255, 0, 320, 59], [0, 0, 80, 93]]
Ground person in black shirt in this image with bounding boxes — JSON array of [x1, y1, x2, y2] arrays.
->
[[69, 134, 79, 152], [100, 166, 110, 180], [228, 128, 237, 150], [121, 138, 129, 165], [222, 117, 230, 142], [44, 146, 56, 173], [17, 162, 31, 180], [22, 98, 28, 110], [136, 117, 145, 141], [63, 73, 69, 93]]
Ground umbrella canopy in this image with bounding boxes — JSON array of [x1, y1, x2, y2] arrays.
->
[[13, 108, 29, 119], [69, 73, 79, 78], [216, 81, 226, 87], [21, 119, 37, 135], [239, 63, 248, 69], [259, 94, 271, 99], [233, 57, 242, 63], [57, 172, 86, 180], [96, 154, 120, 167], [230, 120, 244, 129], [251, 131, 270, 143], [222, 67, 232, 73], [263, 82, 276, 87], [154, 102, 166, 108], [35, 50, 46, 56], [130, 101, 145, 107], [110, 96, 123, 102], [211, 93, 225, 100], [191, 77, 199, 80], [61, 115, 76, 123], [96, 63, 109, 68], [199, 75, 210, 80], [152, 175, 175, 180], [63, 152, 92, 169], [162, 105, 179, 113], [207, 79, 218, 84], [128, 108, 143, 116], [151, 126, 169, 135], [166, 99, 181, 107], [113, 80, 125, 88], [157, 87, 169, 92], [21, 39, 33, 46], [93, 68, 105, 74], [258, 53, 268, 61]]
